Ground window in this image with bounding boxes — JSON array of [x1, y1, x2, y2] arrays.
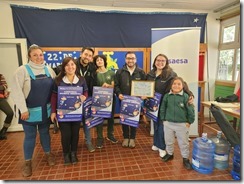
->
[[217, 16, 240, 81]]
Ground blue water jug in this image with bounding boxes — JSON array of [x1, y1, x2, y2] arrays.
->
[[231, 145, 240, 180], [210, 131, 230, 170], [192, 133, 216, 174]]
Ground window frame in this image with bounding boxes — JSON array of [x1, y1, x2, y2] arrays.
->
[[217, 15, 240, 82]]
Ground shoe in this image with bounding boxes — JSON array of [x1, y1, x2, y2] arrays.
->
[[152, 145, 159, 151], [63, 153, 71, 165], [96, 138, 103, 149], [129, 139, 135, 148], [106, 136, 118, 144], [183, 158, 192, 170], [53, 127, 59, 134], [162, 154, 174, 162], [0, 127, 8, 140], [122, 139, 129, 147], [87, 144, 95, 152], [71, 152, 78, 164], [22, 160, 32, 177], [159, 149, 166, 158], [45, 152, 55, 166]]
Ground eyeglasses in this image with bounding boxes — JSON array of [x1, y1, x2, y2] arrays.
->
[[156, 59, 166, 62], [126, 57, 136, 60]]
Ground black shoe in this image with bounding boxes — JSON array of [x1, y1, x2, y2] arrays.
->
[[70, 152, 78, 164], [162, 154, 174, 162], [96, 138, 103, 149], [106, 136, 118, 144], [183, 158, 192, 170], [0, 127, 8, 140], [63, 153, 71, 165]]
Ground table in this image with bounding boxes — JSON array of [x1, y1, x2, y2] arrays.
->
[[199, 101, 240, 135]]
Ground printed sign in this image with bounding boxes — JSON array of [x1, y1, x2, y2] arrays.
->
[[91, 87, 113, 118], [57, 86, 83, 122], [144, 92, 162, 122], [120, 95, 142, 128]]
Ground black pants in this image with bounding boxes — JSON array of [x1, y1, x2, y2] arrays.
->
[[0, 98, 14, 126], [58, 121, 81, 153], [122, 124, 136, 139]]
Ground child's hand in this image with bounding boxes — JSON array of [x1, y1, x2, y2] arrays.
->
[[186, 123, 190, 128]]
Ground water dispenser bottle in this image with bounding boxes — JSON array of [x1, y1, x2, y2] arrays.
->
[[210, 131, 230, 170], [231, 145, 240, 180], [192, 133, 216, 174]]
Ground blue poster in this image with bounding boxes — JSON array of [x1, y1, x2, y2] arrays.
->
[[83, 97, 104, 129], [144, 92, 162, 122], [91, 87, 113, 118], [120, 95, 142, 128], [57, 86, 83, 122]]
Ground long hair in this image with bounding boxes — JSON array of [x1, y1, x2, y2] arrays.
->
[[169, 76, 187, 91], [152, 54, 173, 79], [55, 57, 81, 85]]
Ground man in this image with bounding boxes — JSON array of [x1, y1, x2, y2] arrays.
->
[[53, 47, 96, 153], [114, 51, 146, 148]]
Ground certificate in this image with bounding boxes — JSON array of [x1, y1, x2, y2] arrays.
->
[[131, 80, 155, 98]]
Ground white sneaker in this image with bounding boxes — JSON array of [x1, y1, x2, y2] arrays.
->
[[159, 149, 166, 158], [152, 145, 159, 151]]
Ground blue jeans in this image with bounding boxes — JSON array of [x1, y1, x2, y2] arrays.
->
[[153, 120, 166, 150], [82, 121, 92, 145], [22, 123, 50, 160]]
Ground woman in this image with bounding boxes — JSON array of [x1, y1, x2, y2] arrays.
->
[[50, 57, 88, 165], [93, 55, 118, 149], [147, 54, 193, 158], [0, 74, 14, 139], [11, 44, 56, 177]]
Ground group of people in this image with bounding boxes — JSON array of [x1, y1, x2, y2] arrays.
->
[[0, 44, 195, 177]]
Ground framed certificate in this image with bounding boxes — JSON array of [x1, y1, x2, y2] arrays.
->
[[131, 80, 155, 98]]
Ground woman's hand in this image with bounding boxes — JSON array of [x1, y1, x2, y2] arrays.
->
[[21, 111, 29, 120], [51, 113, 57, 123], [118, 94, 124, 100], [102, 83, 110, 88], [188, 95, 194, 104], [186, 122, 191, 128], [80, 95, 87, 102]]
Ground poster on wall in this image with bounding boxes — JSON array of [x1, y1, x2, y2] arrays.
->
[[151, 27, 200, 136]]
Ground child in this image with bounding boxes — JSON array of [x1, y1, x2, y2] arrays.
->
[[159, 77, 195, 170]]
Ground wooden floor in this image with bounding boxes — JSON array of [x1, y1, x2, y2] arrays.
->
[[0, 120, 237, 181]]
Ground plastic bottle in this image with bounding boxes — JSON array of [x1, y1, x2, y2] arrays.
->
[[231, 145, 240, 180], [210, 131, 230, 170], [192, 133, 216, 174]]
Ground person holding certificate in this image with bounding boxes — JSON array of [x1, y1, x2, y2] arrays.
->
[[93, 54, 118, 149], [11, 44, 56, 177], [51, 57, 88, 165], [114, 51, 146, 148], [147, 54, 193, 159]]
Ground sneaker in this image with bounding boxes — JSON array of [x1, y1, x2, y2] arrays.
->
[[122, 139, 129, 147], [162, 154, 174, 162], [96, 138, 104, 149], [183, 158, 192, 170], [159, 149, 166, 158], [106, 136, 118, 144], [87, 144, 95, 152], [152, 145, 159, 151], [129, 139, 135, 148], [45, 152, 55, 166]]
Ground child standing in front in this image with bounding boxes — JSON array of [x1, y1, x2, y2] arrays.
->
[[159, 77, 195, 170]]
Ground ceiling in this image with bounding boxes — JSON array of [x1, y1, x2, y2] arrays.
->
[[2, 0, 240, 12]]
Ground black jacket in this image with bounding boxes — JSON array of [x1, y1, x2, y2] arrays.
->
[[114, 64, 146, 96]]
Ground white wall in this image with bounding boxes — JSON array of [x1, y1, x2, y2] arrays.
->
[[0, 1, 221, 131]]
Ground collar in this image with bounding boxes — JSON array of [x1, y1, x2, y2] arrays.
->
[[169, 90, 184, 95], [62, 75, 79, 84]]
